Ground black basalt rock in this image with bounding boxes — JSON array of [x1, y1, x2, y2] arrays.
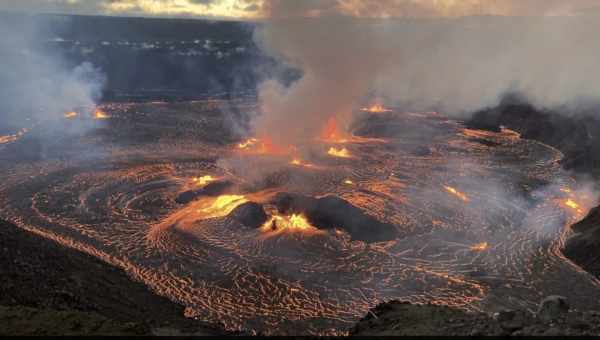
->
[[228, 202, 268, 229], [272, 192, 398, 243], [175, 181, 234, 204]]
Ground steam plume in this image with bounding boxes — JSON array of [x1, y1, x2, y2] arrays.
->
[[0, 14, 105, 131], [253, 0, 600, 146]]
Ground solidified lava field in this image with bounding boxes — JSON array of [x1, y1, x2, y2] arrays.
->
[[1, 99, 599, 335]]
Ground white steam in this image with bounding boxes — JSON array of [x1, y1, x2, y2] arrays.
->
[[0, 15, 105, 129], [253, 1, 600, 146]]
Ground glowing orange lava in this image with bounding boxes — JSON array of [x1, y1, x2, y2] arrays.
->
[[564, 198, 584, 215], [93, 109, 110, 119], [64, 111, 78, 119], [0, 128, 27, 144], [344, 179, 354, 185], [0, 135, 16, 144], [361, 104, 391, 113], [321, 118, 350, 143], [444, 185, 470, 202], [500, 127, 521, 139], [198, 195, 248, 219], [327, 147, 351, 158], [237, 137, 292, 155], [238, 138, 258, 149], [261, 213, 316, 233], [192, 175, 216, 186], [470, 242, 489, 251], [290, 158, 313, 168]]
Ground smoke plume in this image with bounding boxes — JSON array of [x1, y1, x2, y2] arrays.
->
[[0, 14, 105, 132], [253, 0, 600, 147]]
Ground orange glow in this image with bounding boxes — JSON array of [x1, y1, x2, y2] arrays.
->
[[192, 175, 216, 186], [361, 104, 391, 113], [290, 158, 314, 168], [0, 135, 17, 144], [500, 127, 521, 139], [344, 179, 354, 185], [93, 109, 110, 120], [321, 118, 349, 143], [261, 213, 316, 233], [64, 111, 78, 119], [443, 185, 469, 202], [328, 147, 351, 158], [238, 138, 259, 149], [470, 242, 488, 251], [198, 195, 248, 219], [564, 198, 584, 215], [0, 128, 27, 144], [237, 137, 292, 155]]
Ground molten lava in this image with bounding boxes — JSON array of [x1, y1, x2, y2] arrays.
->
[[321, 118, 350, 143], [328, 147, 351, 158], [344, 179, 354, 185], [237, 137, 292, 155], [444, 185, 470, 202], [238, 138, 258, 149], [261, 213, 316, 234], [564, 198, 584, 215], [0, 128, 27, 145], [198, 195, 248, 219], [361, 104, 391, 113], [93, 109, 110, 120], [192, 175, 216, 186], [64, 111, 78, 119], [290, 158, 313, 168], [470, 242, 489, 251]]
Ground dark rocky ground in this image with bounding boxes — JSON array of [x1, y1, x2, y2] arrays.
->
[[0, 219, 225, 336], [562, 206, 600, 277], [351, 297, 600, 336], [467, 94, 600, 282]]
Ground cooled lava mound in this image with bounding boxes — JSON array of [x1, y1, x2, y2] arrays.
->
[[270, 192, 398, 242]]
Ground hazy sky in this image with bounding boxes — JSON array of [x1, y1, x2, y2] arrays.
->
[[1, 0, 599, 20]]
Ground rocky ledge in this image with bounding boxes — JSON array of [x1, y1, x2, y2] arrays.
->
[[0, 219, 226, 336], [351, 296, 600, 336]]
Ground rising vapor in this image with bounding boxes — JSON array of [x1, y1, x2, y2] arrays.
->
[[0, 14, 105, 131], [252, 0, 600, 147]]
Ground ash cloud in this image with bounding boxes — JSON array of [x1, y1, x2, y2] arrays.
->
[[252, 0, 600, 147]]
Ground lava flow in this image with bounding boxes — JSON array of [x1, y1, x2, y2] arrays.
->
[[93, 109, 110, 119], [361, 104, 392, 113], [198, 194, 248, 219], [1, 99, 598, 336], [193, 175, 217, 186], [261, 213, 317, 233], [64, 111, 78, 119], [443, 185, 470, 202], [327, 147, 351, 158]]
